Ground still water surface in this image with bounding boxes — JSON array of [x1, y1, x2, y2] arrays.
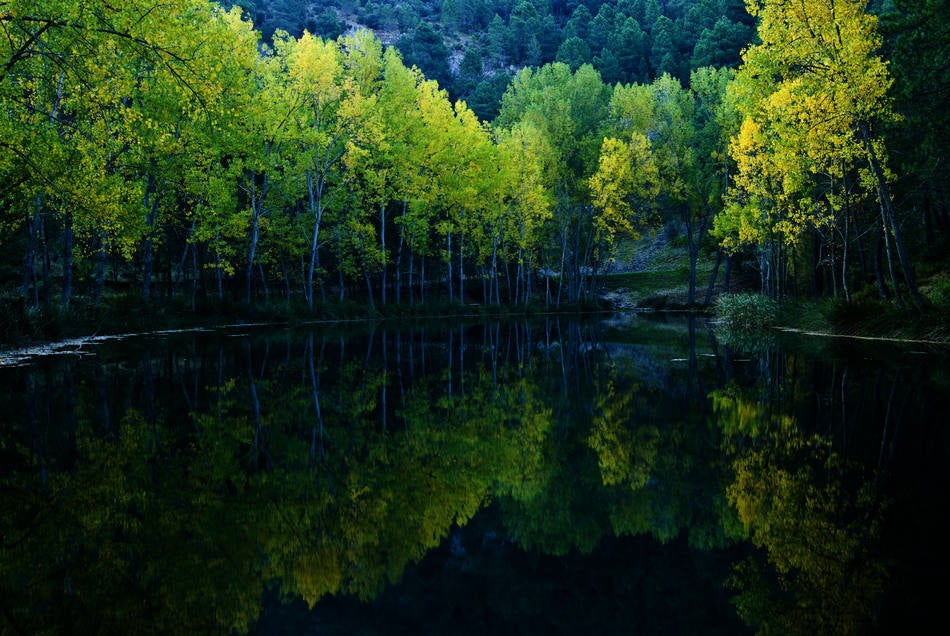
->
[[1, 315, 947, 634]]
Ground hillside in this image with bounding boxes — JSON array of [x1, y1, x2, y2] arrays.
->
[[216, 0, 756, 119]]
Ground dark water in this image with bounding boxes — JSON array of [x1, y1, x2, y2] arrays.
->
[[1, 315, 948, 635]]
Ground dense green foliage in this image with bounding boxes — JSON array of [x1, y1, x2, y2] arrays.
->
[[1, 0, 947, 344], [216, 0, 755, 120]]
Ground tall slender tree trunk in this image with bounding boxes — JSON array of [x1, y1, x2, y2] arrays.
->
[[490, 230, 499, 305], [318, 252, 326, 304], [545, 267, 551, 308], [23, 197, 40, 306], [446, 230, 453, 303], [358, 236, 376, 312], [407, 235, 414, 306], [191, 239, 198, 311], [395, 207, 406, 305], [247, 207, 260, 304], [363, 269, 376, 310], [41, 210, 51, 308], [704, 249, 722, 306], [175, 220, 195, 301], [722, 254, 732, 294], [525, 255, 535, 306], [278, 255, 291, 301], [556, 225, 568, 308], [841, 212, 851, 302], [860, 122, 925, 312], [380, 201, 387, 306], [515, 249, 524, 306], [420, 255, 426, 304], [62, 211, 73, 308], [306, 171, 324, 310], [176, 238, 189, 299], [214, 237, 224, 305], [259, 263, 269, 302], [572, 215, 582, 302], [94, 231, 107, 307], [246, 175, 268, 305], [873, 232, 888, 300], [458, 219, 464, 304], [142, 177, 160, 305], [684, 209, 702, 306], [830, 244, 840, 299]]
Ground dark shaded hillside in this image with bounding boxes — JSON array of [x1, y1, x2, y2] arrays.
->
[[216, 0, 755, 120]]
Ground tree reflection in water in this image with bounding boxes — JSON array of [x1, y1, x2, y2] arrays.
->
[[0, 317, 946, 634]]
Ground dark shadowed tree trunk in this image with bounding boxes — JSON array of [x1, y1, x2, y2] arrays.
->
[[23, 197, 40, 307], [860, 122, 925, 313]]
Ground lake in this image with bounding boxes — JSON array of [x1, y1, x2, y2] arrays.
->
[[1, 314, 947, 634]]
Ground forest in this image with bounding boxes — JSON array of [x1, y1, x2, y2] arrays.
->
[[1, 0, 948, 339], [216, 0, 756, 120]]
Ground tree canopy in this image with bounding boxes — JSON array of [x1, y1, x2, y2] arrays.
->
[[1, 0, 948, 334]]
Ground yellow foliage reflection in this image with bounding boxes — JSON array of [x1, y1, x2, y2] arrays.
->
[[712, 386, 887, 635]]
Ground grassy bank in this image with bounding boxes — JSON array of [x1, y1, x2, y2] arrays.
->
[[601, 233, 950, 344], [602, 266, 718, 310], [710, 291, 950, 346]]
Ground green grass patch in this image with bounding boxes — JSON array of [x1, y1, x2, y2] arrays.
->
[[604, 268, 693, 292]]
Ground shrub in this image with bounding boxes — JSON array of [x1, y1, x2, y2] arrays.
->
[[922, 271, 950, 307], [714, 293, 779, 329]]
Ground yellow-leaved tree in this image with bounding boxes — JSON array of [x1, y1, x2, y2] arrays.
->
[[589, 135, 659, 247], [714, 0, 924, 308]]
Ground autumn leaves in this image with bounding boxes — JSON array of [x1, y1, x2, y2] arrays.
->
[[0, 0, 909, 312]]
